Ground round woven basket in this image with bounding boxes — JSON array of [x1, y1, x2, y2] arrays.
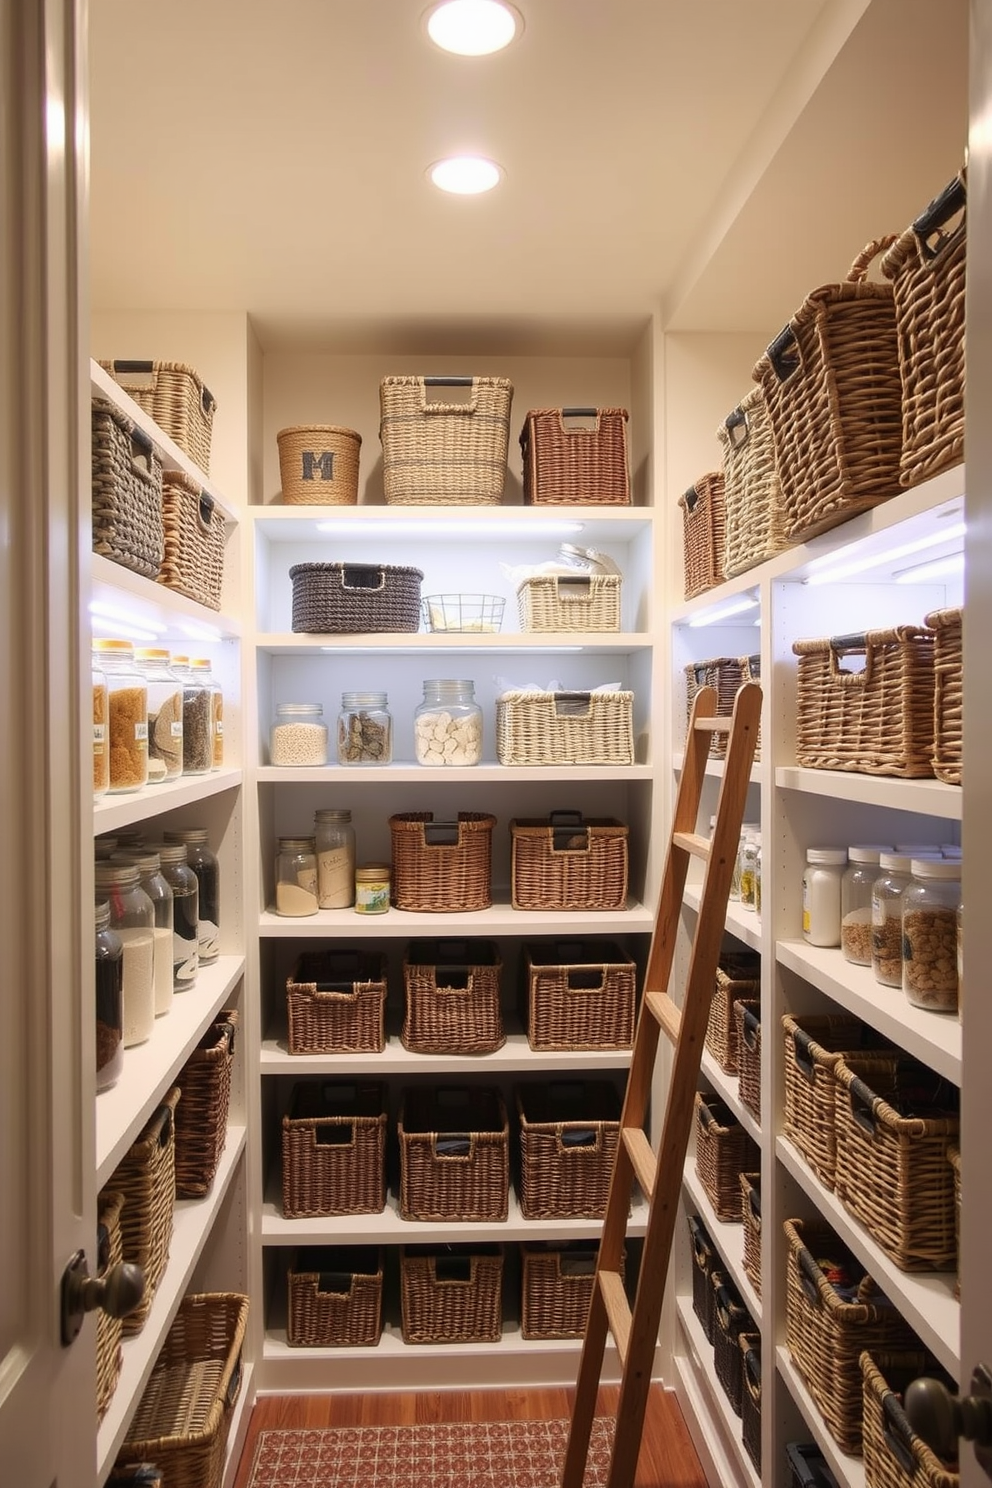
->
[[277, 424, 362, 505]]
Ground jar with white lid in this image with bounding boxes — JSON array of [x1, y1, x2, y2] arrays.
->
[[275, 836, 319, 916], [414, 679, 482, 766], [841, 845, 891, 965], [270, 702, 328, 766], [92, 639, 148, 793], [134, 647, 184, 783], [337, 691, 392, 764], [902, 858, 961, 1012], [801, 848, 847, 947]]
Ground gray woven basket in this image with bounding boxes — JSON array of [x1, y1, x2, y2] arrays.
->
[[91, 397, 164, 579], [290, 562, 423, 633]]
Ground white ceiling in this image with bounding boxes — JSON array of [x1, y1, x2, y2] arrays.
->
[[87, 0, 968, 354]]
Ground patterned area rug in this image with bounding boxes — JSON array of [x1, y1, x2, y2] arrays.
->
[[247, 1417, 617, 1487]]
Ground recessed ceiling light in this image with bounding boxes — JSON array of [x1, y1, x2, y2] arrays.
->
[[426, 0, 521, 55], [429, 155, 502, 194]]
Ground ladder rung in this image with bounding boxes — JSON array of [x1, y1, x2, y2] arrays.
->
[[673, 830, 710, 860], [622, 1127, 657, 1201], [646, 990, 681, 1044], [598, 1269, 632, 1367], [693, 715, 733, 732]]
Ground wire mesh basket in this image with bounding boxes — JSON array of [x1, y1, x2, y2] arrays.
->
[[421, 594, 505, 633]]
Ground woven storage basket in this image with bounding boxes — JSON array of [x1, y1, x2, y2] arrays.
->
[[99, 360, 217, 474], [793, 626, 936, 778], [287, 1246, 383, 1348], [688, 1214, 718, 1344], [286, 949, 387, 1055], [712, 1274, 753, 1416], [705, 953, 762, 1073], [693, 1093, 760, 1223], [925, 607, 962, 785], [523, 939, 637, 1051], [496, 689, 634, 766], [400, 1244, 503, 1343], [784, 1216, 918, 1454], [516, 572, 622, 633], [679, 471, 726, 599], [398, 1086, 509, 1223], [519, 406, 631, 506], [740, 1172, 761, 1299], [289, 561, 423, 634], [281, 1081, 386, 1219], [861, 1351, 960, 1488], [832, 1053, 959, 1271], [521, 1241, 609, 1340], [102, 1088, 179, 1337], [277, 425, 361, 505], [108, 1469, 165, 1488], [379, 375, 513, 506], [173, 1011, 237, 1199], [787, 1443, 842, 1488], [949, 1144, 961, 1298], [510, 812, 629, 912], [717, 386, 790, 577], [734, 1000, 761, 1121], [389, 811, 495, 913], [157, 472, 226, 610], [96, 1191, 126, 1421], [116, 1291, 248, 1488], [881, 173, 967, 489], [516, 1080, 622, 1220], [91, 398, 165, 580], [740, 1332, 762, 1474], [401, 938, 504, 1055], [685, 657, 760, 762], [782, 1013, 893, 1190], [752, 239, 903, 544]]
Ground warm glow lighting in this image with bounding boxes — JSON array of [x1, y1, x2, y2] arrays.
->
[[804, 521, 966, 586], [90, 615, 161, 644], [427, 1, 520, 55], [89, 599, 168, 635], [430, 156, 502, 194], [893, 553, 965, 585], [687, 596, 759, 628]]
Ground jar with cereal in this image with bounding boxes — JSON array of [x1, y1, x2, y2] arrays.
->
[[337, 691, 392, 765], [841, 845, 890, 965], [902, 858, 961, 1013], [414, 679, 482, 766], [173, 654, 212, 775], [91, 639, 148, 793], [270, 702, 328, 766]]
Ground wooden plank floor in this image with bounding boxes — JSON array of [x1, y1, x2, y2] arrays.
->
[[233, 1385, 708, 1488]]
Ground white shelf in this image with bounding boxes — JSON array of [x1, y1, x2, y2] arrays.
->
[[257, 631, 651, 655], [262, 1319, 601, 1363], [258, 900, 656, 938], [258, 762, 655, 783], [699, 1050, 761, 1145], [91, 553, 242, 640], [684, 883, 763, 953], [674, 1299, 761, 1488], [93, 767, 243, 835], [776, 766, 962, 821], [261, 1025, 633, 1076], [249, 505, 653, 544], [777, 1346, 866, 1488], [682, 1162, 761, 1324]]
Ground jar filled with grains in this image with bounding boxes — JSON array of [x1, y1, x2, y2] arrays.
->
[[164, 827, 220, 964], [156, 840, 199, 989], [275, 836, 319, 916], [173, 654, 212, 775], [871, 851, 936, 987], [92, 639, 148, 793], [134, 647, 184, 784], [902, 857, 961, 1013], [841, 845, 891, 965], [115, 851, 174, 1017], [191, 657, 224, 769], [94, 900, 124, 1090], [94, 862, 155, 1047], [92, 661, 109, 795], [270, 702, 328, 766], [414, 679, 482, 766], [338, 691, 392, 764], [314, 807, 356, 908]]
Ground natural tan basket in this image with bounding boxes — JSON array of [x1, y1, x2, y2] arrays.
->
[[740, 1332, 762, 1475], [398, 1086, 509, 1223], [782, 1013, 894, 1190], [516, 572, 622, 632], [793, 626, 936, 778], [861, 1350, 960, 1488], [173, 1011, 237, 1199], [740, 1171, 761, 1299], [287, 1247, 383, 1348], [286, 950, 387, 1055], [685, 656, 760, 762], [380, 375, 513, 505], [281, 1081, 386, 1219], [516, 1080, 622, 1219], [99, 360, 217, 473], [925, 607, 962, 785], [389, 811, 496, 913], [521, 1241, 612, 1340], [158, 471, 226, 611], [949, 1144, 961, 1298], [91, 398, 165, 580], [712, 1274, 752, 1416], [734, 1000, 761, 1121], [401, 938, 504, 1055], [688, 1214, 718, 1344], [523, 939, 637, 1051], [704, 953, 762, 1073], [400, 1244, 503, 1343], [510, 812, 629, 912], [717, 385, 790, 577], [96, 1190, 126, 1421], [277, 424, 361, 505], [496, 689, 634, 766], [752, 239, 903, 544], [693, 1093, 760, 1223], [519, 407, 631, 506], [679, 471, 726, 599], [102, 1088, 180, 1337]]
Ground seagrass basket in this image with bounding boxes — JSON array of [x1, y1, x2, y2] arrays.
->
[[740, 1332, 762, 1474], [521, 1241, 610, 1339], [782, 1013, 893, 1190], [733, 1000, 761, 1121], [158, 472, 226, 611], [173, 1011, 238, 1198], [712, 1274, 753, 1416], [786, 1443, 842, 1488], [108, 1469, 164, 1487], [380, 376, 513, 505], [861, 1350, 960, 1488], [925, 607, 962, 785], [96, 1190, 126, 1421], [496, 689, 634, 766], [523, 939, 637, 1051], [693, 1093, 760, 1222], [685, 657, 760, 762], [519, 406, 631, 506], [277, 424, 361, 505], [679, 472, 726, 599], [102, 1088, 180, 1336], [400, 1244, 503, 1343], [511, 812, 628, 912], [688, 1214, 718, 1344], [91, 397, 165, 580], [516, 1080, 622, 1219], [287, 1247, 383, 1347], [401, 938, 504, 1055], [516, 572, 622, 632], [281, 1081, 386, 1218], [705, 953, 761, 1073], [389, 811, 496, 913], [398, 1086, 509, 1223], [99, 360, 217, 473], [717, 385, 790, 577], [740, 1171, 761, 1298], [290, 562, 423, 633], [949, 1144, 961, 1298], [286, 950, 387, 1055]]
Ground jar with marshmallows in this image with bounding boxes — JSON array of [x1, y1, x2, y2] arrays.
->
[[414, 679, 482, 766]]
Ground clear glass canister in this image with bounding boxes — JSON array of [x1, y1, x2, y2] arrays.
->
[[95, 900, 124, 1090], [739, 832, 759, 911], [902, 858, 961, 1013], [270, 702, 328, 766], [275, 836, 319, 916], [191, 657, 224, 770], [115, 851, 174, 1017], [164, 828, 219, 964], [92, 639, 148, 793], [172, 654, 212, 775], [156, 840, 199, 990], [414, 679, 482, 766], [94, 862, 155, 1047], [802, 847, 847, 947], [315, 807, 356, 908], [134, 647, 184, 784], [337, 691, 392, 764], [355, 863, 390, 914], [841, 844, 890, 965], [871, 851, 935, 987], [754, 837, 762, 917], [92, 662, 109, 796]]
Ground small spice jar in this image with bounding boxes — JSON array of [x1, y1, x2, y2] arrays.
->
[[338, 691, 392, 764], [275, 836, 319, 916], [115, 850, 174, 1017], [414, 678, 483, 766], [190, 657, 224, 770], [94, 900, 124, 1091], [92, 661, 109, 796], [841, 845, 890, 966], [902, 857, 961, 1013], [173, 654, 212, 775], [94, 862, 155, 1047], [355, 863, 390, 914], [270, 702, 328, 766], [92, 639, 148, 793], [314, 807, 356, 908], [164, 828, 219, 964], [134, 647, 184, 784], [156, 840, 199, 989], [801, 847, 847, 947]]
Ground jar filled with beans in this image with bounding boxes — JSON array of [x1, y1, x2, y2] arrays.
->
[[270, 702, 328, 766], [841, 844, 890, 965], [902, 857, 961, 1013]]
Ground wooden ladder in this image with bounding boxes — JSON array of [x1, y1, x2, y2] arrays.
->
[[559, 679, 762, 1488]]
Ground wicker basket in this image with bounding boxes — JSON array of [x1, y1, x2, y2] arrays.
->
[[496, 689, 634, 766], [925, 607, 962, 785], [398, 1086, 509, 1222], [712, 1274, 753, 1416], [782, 1013, 893, 1190], [861, 1350, 960, 1488], [786, 1443, 842, 1488], [173, 1011, 237, 1199], [688, 1214, 718, 1344], [793, 627, 936, 778], [108, 1469, 165, 1488], [116, 1291, 248, 1488], [523, 939, 637, 1051], [679, 472, 726, 600], [516, 573, 622, 633], [96, 1191, 126, 1421], [717, 386, 790, 577], [685, 657, 760, 762], [734, 1000, 761, 1120], [281, 1081, 386, 1219], [400, 1244, 503, 1343], [277, 425, 361, 505], [705, 953, 762, 1073], [401, 938, 504, 1054], [157, 472, 226, 611], [740, 1172, 761, 1299], [287, 1246, 383, 1348], [881, 173, 967, 489], [519, 407, 631, 506], [289, 561, 423, 634], [740, 1332, 762, 1474], [516, 1080, 622, 1219], [101, 1088, 180, 1336], [949, 1144, 961, 1298], [510, 812, 629, 912], [751, 239, 903, 544], [693, 1093, 760, 1223], [99, 360, 217, 474], [389, 811, 496, 913], [286, 950, 387, 1055], [91, 398, 165, 580], [521, 1241, 608, 1339], [380, 376, 513, 506]]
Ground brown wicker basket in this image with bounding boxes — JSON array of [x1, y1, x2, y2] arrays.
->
[[519, 407, 631, 506], [782, 1013, 893, 1190], [290, 562, 424, 634], [96, 1190, 126, 1421], [734, 1000, 761, 1121], [389, 811, 496, 913], [516, 573, 622, 632], [286, 950, 387, 1055], [510, 812, 628, 912], [277, 425, 362, 505], [380, 376, 513, 506], [740, 1171, 761, 1299], [287, 1246, 383, 1348], [521, 1241, 609, 1339], [786, 1443, 841, 1488], [861, 1350, 960, 1488], [685, 656, 760, 762], [496, 689, 634, 766], [949, 1144, 961, 1298], [401, 938, 504, 1054], [712, 1274, 753, 1416], [400, 1244, 503, 1343], [102, 1088, 180, 1336], [108, 1468, 165, 1488], [688, 1214, 718, 1344], [752, 239, 903, 545], [99, 360, 217, 474], [924, 607, 962, 785], [91, 398, 165, 580], [679, 471, 726, 600], [116, 1291, 248, 1488], [793, 626, 936, 778], [881, 173, 967, 489], [705, 953, 762, 1073], [740, 1332, 762, 1474], [516, 1080, 622, 1219], [281, 1081, 386, 1219], [693, 1092, 760, 1223], [717, 386, 790, 577], [157, 472, 226, 611], [523, 939, 637, 1051], [398, 1086, 509, 1222], [173, 1011, 237, 1199]]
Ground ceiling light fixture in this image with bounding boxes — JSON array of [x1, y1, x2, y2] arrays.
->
[[426, 0, 521, 55], [429, 155, 502, 194], [686, 595, 759, 629], [893, 552, 965, 585], [804, 521, 966, 586]]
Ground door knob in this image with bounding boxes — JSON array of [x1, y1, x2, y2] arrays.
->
[[60, 1248, 145, 1345], [905, 1365, 992, 1479]]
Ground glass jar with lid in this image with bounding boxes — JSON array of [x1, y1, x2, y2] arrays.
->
[[871, 851, 937, 987], [92, 661, 109, 796], [337, 691, 392, 764], [91, 639, 148, 793], [114, 850, 174, 1017], [414, 679, 482, 766], [172, 654, 212, 775], [94, 862, 155, 1047], [270, 702, 328, 766], [314, 807, 356, 908], [801, 847, 847, 947], [902, 857, 961, 1012], [275, 836, 319, 916], [355, 863, 390, 914], [134, 647, 184, 784], [95, 901, 124, 1091], [190, 657, 224, 769], [156, 840, 199, 989], [739, 832, 759, 911], [841, 845, 890, 965], [164, 828, 219, 964]]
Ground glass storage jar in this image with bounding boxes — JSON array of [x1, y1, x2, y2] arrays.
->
[[355, 863, 390, 914], [270, 702, 328, 766], [156, 840, 199, 989], [92, 662, 109, 796], [92, 639, 148, 793], [337, 691, 392, 764], [314, 807, 356, 908], [275, 836, 319, 916], [94, 862, 155, 1047], [902, 857, 961, 1013], [191, 657, 224, 770], [115, 850, 174, 1017], [801, 847, 847, 947], [164, 828, 219, 964], [841, 844, 890, 966], [94, 900, 124, 1090], [414, 678, 483, 766], [871, 851, 937, 987], [172, 654, 212, 775], [739, 832, 759, 911], [134, 647, 184, 783]]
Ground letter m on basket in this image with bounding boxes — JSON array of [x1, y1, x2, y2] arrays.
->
[[302, 449, 336, 481]]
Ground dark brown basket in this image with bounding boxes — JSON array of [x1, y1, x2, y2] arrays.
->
[[679, 471, 726, 599], [685, 656, 760, 762], [379, 375, 513, 506], [398, 1086, 509, 1222], [688, 1214, 718, 1344], [752, 240, 903, 545], [705, 953, 762, 1073], [786, 1443, 842, 1488], [281, 1081, 386, 1219], [400, 1244, 503, 1342], [717, 385, 790, 577], [740, 1172, 761, 1299], [521, 1241, 608, 1339], [693, 1092, 760, 1223], [173, 1011, 237, 1199], [782, 1013, 893, 1190], [881, 174, 967, 489], [116, 1291, 248, 1488], [99, 359, 217, 473], [101, 1088, 179, 1336], [402, 938, 504, 1054], [949, 1145, 961, 1298], [158, 471, 226, 611], [712, 1273, 754, 1415], [740, 1332, 762, 1474], [510, 812, 628, 912], [516, 1081, 622, 1220], [861, 1351, 960, 1488], [925, 607, 962, 785], [734, 1000, 761, 1121], [286, 950, 387, 1055], [289, 562, 424, 634], [96, 1190, 126, 1421], [91, 397, 164, 579], [287, 1246, 383, 1348], [108, 1469, 165, 1488], [523, 939, 637, 1051], [520, 407, 631, 506], [389, 811, 496, 913]]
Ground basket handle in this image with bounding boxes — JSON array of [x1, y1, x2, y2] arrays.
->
[[790, 1026, 819, 1085], [225, 1347, 244, 1409], [314, 1122, 355, 1147], [882, 1390, 921, 1475], [434, 1255, 474, 1283], [741, 1006, 761, 1052], [688, 1217, 712, 1269], [554, 576, 594, 600], [423, 822, 462, 847], [797, 1247, 824, 1308], [196, 490, 216, 534], [847, 1073, 880, 1138], [696, 1099, 719, 1133], [724, 406, 750, 450], [434, 968, 472, 992], [745, 1183, 761, 1229], [828, 633, 872, 685], [767, 325, 801, 384], [420, 376, 479, 415], [715, 1284, 742, 1329], [340, 564, 386, 593], [425, 376, 474, 387], [110, 359, 157, 390], [129, 425, 155, 478], [557, 1126, 600, 1152], [553, 692, 593, 718], [682, 483, 701, 512], [566, 966, 606, 992], [846, 236, 898, 281], [316, 1270, 357, 1297], [433, 1134, 473, 1158], [913, 174, 967, 261], [743, 1345, 761, 1400]]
